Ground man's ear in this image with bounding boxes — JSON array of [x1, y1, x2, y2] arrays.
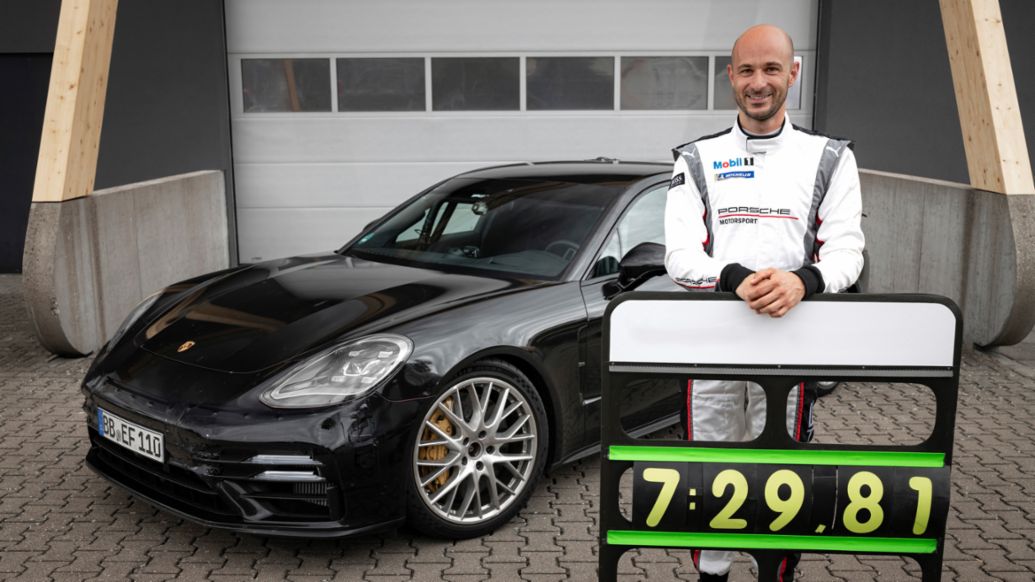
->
[[789, 59, 801, 86]]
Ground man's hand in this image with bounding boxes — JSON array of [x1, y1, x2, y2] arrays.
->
[[734, 268, 805, 318]]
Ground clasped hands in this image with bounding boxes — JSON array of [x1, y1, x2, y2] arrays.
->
[[734, 268, 805, 318]]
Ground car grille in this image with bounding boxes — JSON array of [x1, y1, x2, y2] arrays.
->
[[90, 429, 236, 517], [89, 428, 339, 522]]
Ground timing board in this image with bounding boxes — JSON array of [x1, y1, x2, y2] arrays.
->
[[598, 293, 961, 582]]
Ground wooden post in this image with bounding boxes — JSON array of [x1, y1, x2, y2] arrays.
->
[[940, 0, 1035, 195], [31, 0, 118, 203]]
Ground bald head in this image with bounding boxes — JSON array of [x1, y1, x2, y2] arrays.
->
[[732, 24, 795, 68], [727, 24, 799, 134]]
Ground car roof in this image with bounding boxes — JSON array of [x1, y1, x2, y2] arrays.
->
[[456, 160, 672, 184]]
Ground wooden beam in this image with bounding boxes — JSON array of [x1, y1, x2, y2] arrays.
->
[[32, 0, 118, 203], [940, 0, 1034, 194]]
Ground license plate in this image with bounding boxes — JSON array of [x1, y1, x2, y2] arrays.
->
[[97, 408, 164, 463]]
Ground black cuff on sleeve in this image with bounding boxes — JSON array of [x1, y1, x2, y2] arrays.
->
[[719, 263, 755, 292], [792, 265, 826, 299]]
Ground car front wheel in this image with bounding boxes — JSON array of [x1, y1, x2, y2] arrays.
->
[[407, 359, 548, 538]]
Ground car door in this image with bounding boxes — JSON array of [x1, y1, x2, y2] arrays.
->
[[578, 183, 683, 442]]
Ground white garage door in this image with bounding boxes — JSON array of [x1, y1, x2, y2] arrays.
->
[[226, 0, 818, 261]]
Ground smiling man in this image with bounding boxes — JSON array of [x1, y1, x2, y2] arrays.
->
[[731, 25, 799, 135], [664, 24, 865, 582]]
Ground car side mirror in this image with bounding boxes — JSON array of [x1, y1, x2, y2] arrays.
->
[[603, 242, 667, 299]]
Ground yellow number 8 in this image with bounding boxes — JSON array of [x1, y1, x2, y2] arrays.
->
[[842, 471, 884, 534]]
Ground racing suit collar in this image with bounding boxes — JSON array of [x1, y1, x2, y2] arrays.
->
[[734, 114, 790, 154]]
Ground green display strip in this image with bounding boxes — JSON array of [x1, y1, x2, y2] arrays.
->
[[607, 530, 937, 554], [608, 445, 944, 468]]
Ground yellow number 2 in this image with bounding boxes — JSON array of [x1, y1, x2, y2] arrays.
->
[[642, 468, 680, 528], [709, 469, 749, 530], [842, 471, 884, 534], [909, 476, 933, 535], [765, 469, 805, 531]]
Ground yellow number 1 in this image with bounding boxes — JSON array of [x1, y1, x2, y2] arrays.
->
[[909, 476, 933, 535], [642, 468, 680, 528]]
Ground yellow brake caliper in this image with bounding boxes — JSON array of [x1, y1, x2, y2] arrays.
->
[[419, 397, 454, 493]]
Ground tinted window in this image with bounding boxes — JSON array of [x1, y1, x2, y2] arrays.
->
[[620, 57, 707, 110], [242, 58, 331, 112], [432, 58, 520, 111], [337, 58, 426, 111], [527, 57, 614, 110], [350, 179, 624, 279], [593, 186, 667, 277]]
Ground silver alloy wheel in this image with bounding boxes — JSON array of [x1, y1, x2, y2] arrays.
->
[[413, 376, 538, 524]]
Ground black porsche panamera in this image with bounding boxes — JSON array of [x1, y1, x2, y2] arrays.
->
[[81, 160, 686, 539]]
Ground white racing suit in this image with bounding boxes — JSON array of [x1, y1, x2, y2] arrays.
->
[[664, 115, 865, 578]]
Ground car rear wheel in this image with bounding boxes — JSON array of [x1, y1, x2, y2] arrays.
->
[[407, 359, 548, 538]]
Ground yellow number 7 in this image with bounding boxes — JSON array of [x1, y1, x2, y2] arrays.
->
[[642, 468, 680, 527]]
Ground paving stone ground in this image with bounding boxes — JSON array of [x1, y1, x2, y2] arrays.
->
[[1, 273, 1034, 581]]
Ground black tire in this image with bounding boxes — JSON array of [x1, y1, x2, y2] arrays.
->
[[815, 381, 840, 398], [406, 358, 549, 538]]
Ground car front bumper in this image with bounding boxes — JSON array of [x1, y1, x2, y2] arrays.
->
[[82, 375, 429, 538]]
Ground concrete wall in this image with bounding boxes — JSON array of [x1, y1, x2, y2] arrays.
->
[[859, 170, 1035, 347], [0, 0, 238, 273], [23, 171, 229, 356], [814, 0, 1035, 185], [98, 0, 237, 262]]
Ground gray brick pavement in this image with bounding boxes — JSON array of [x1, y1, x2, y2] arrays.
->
[[2, 273, 1034, 581]]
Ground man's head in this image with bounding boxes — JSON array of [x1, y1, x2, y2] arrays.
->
[[728, 24, 799, 134]]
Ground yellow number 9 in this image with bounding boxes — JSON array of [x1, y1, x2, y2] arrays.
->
[[842, 471, 884, 534], [765, 469, 805, 531]]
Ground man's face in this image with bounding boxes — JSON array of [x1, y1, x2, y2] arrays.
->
[[728, 34, 799, 125]]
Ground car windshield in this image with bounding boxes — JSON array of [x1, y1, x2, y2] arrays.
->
[[345, 177, 624, 279]]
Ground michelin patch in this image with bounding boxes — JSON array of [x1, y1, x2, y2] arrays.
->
[[716, 170, 755, 181], [669, 172, 686, 189]]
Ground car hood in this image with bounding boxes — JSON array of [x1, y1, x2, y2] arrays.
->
[[136, 254, 537, 373]]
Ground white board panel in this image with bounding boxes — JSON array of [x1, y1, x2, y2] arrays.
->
[[227, 0, 818, 53], [237, 207, 389, 262], [609, 300, 957, 368], [234, 161, 508, 208]]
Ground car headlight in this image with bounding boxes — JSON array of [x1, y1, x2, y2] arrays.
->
[[260, 334, 413, 409]]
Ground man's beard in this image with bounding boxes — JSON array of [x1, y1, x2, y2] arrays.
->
[[735, 90, 785, 122]]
